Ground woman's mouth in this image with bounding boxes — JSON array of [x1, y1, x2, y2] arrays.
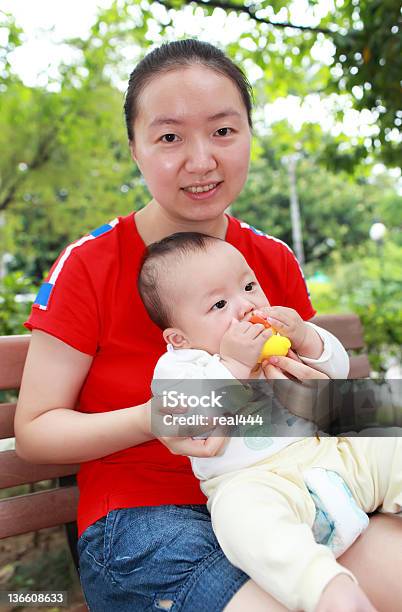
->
[[182, 182, 222, 200]]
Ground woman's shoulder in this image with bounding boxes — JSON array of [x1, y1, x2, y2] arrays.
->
[[67, 213, 142, 264], [227, 216, 294, 261], [26, 213, 144, 352], [45, 213, 144, 284], [30, 213, 142, 314]]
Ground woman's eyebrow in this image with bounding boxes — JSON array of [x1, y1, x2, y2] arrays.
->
[[149, 109, 241, 128]]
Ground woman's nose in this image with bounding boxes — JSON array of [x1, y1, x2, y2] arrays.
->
[[184, 140, 217, 175]]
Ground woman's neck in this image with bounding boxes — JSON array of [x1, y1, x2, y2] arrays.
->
[[135, 200, 229, 246]]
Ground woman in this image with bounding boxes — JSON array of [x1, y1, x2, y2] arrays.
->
[[15, 40, 401, 612]]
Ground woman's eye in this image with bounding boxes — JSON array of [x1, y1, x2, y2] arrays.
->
[[212, 300, 227, 310], [215, 127, 233, 137], [245, 282, 255, 292], [161, 133, 178, 143]]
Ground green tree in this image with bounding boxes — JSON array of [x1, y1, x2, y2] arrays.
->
[[0, 4, 153, 278], [155, 0, 401, 167], [233, 124, 401, 263], [1, 1, 400, 281]]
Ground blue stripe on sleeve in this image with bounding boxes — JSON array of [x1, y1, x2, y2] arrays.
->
[[91, 224, 112, 238], [34, 282, 54, 308]]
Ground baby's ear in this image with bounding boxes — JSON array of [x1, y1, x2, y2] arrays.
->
[[163, 328, 190, 349]]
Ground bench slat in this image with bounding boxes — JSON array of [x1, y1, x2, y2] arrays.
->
[[312, 314, 365, 350], [0, 402, 16, 440], [0, 486, 79, 538], [349, 354, 371, 379], [0, 335, 30, 390], [0, 450, 79, 489]]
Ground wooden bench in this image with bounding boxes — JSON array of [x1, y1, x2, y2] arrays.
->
[[0, 334, 87, 611], [0, 314, 370, 606]]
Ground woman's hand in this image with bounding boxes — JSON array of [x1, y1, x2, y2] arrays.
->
[[153, 393, 229, 457], [261, 352, 331, 425], [261, 351, 329, 382], [158, 434, 228, 458]]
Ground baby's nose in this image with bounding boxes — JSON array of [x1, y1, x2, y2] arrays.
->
[[238, 299, 254, 320]]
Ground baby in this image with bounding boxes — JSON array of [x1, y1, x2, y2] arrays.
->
[[138, 232, 401, 612]]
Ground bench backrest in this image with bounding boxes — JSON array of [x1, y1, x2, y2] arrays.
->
[[311, 314, 370, 378], [0, 313, 370, 539], [0, 335, 79, 539]]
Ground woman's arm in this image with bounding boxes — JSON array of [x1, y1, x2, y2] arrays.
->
[[14, 330, 154, 464]]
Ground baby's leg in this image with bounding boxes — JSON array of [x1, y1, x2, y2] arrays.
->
[[209, 470, 355, 612], [344, 432, 402, 513]]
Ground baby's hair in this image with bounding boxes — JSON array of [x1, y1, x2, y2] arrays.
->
[[138, 232, 223, 329]]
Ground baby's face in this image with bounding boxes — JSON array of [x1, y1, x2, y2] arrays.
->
[[165, 241, 269, 354]]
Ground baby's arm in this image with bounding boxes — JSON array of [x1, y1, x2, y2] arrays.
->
[[299, 322, 350, 379]]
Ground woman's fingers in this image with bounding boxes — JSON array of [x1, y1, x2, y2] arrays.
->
[[286, 349, 303, 363], [265, 355, 329, 381], [262, 363, 289, 380], [159, 434, 227, 458]]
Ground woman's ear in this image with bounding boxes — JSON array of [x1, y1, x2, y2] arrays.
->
[[163, 328, 190, 349], [129, 140, 137, 162], [129, 140, 143, 172]]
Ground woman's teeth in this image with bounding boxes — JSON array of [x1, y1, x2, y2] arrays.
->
[[184, 183, 217, 193]]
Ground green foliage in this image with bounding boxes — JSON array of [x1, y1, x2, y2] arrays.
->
[[0, 0, 400, 363], [0, 272, 36, 335], [162, 0, 401, 167], [0, 3, 152, 279], [331, 0, 402, 167], [309, 241, 402, 373], [306, 280, 344, 314], [0, 9, 23, 83], [233, 126, 401, 264]]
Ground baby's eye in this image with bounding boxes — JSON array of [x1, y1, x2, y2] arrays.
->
[[212, 299, 227, 310], [245, 282, 256, 292], [215, 127, 233, 137], [160, 133, 178, 143]]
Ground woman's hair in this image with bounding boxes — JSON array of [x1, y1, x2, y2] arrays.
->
[[138, 232, 222, 329], [124, 39, 253, 141]]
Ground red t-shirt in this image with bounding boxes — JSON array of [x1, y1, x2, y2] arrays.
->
[[25, 213, 315, 536]]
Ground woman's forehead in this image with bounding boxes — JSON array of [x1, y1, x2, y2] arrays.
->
[[136, 65, 247, 127]]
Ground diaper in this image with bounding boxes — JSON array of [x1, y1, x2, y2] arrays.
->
[[305, 468, 369, 558]]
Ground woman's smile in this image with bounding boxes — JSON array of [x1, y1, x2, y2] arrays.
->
[[182, 182, 223, 200]]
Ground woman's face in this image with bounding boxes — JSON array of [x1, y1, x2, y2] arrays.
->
[[131, 65, 251, 223]]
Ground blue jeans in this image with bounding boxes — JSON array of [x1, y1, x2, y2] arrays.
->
[[78, 504, 249, 611]]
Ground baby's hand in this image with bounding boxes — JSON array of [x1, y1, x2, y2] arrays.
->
[[220, 318, 271, 378], [255, 306, 322, 359], [316, 574, 378, 612]]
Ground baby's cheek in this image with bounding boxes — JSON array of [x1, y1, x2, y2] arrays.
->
[[258, 299, 270, 310]]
